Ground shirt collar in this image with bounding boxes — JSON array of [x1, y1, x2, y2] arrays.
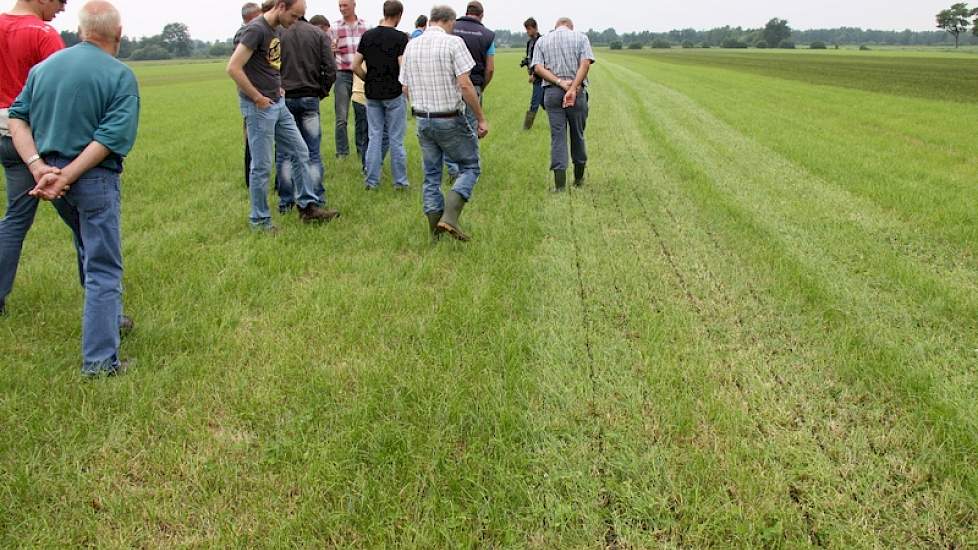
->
[[427, 26, 447, 34]]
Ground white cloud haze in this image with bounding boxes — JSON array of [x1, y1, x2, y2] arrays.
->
[[38, 0, 955, 41]]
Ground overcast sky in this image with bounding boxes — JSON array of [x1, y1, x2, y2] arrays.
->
[[42, 0, 953, 41]]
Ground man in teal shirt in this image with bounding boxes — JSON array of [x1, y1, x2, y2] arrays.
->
[[8, 0, 140, 378]]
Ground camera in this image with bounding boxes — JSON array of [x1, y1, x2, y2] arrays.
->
[[519, 58, 529, 68]]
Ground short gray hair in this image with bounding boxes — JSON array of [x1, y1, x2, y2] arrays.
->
[[555, 17, 573, 29], [429, 5, 455, 23], [79, 1, 121, 40], [241, 2, 261, 19]]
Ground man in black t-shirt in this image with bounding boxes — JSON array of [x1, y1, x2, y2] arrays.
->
[[227, 0, 340, 231], [352, 0, 409, 190]]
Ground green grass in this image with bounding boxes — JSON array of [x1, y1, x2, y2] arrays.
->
[[1, 50, 977, 546], [621, 48, 978, 103]]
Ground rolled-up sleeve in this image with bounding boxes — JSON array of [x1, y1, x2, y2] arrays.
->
[[94, 73, 140, 156], [580, 36, 596, 64]]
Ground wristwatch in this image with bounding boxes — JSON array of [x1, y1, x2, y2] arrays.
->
[[25, 153, 41, 166]]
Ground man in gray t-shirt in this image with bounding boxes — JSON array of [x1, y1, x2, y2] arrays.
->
[[228, 0, 340, 230]]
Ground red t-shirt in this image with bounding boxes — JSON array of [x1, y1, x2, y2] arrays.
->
[[0, 13, 65, 108]]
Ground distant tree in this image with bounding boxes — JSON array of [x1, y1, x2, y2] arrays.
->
[[755, 40, 768, 49], [810, 41, 827, 49], [762, 18, 792, 48], [627, 41, 644, 49], [209, 42, 234, 57], [721, 38, 748, 48], [681, 40, 695, 48], [778, 40, 796, 49], [118, 36, 134, 59], [700, 42, 712, 48], [651, 39, 671, 49], [936, 3, 971, 47], [130, 45, 172, 61], [60, 30, 80, 46], [161, 22, 192, 57], [609, 41, 623, 50], [859, 44, 871, 50]]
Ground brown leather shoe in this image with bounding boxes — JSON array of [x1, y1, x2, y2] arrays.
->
[[299, 205, 340, 223]]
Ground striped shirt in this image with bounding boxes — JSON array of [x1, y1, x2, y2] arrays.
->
[[330, 18, 369, 71], [399, 26, 475, 114], [530, 26, 596, 88]]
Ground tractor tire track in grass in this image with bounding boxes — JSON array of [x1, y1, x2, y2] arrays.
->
[[566, 192, 621, 548]]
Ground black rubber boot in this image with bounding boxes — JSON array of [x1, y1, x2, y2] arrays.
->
[[523, 110, 536, 130], [437, 191, 470, 242], [574, 164, 586, 187], [552, 169, 567, 193], [427, 211, 445, 242]]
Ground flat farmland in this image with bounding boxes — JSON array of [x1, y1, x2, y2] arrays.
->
[[1, 49, 976, 546]]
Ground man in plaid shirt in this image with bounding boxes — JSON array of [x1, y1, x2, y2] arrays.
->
[[531, 17, 595, 192], [330, 0, 369, 159], [400, 5, 489, 243]]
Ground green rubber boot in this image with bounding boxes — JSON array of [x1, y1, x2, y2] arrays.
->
[[437, 191, 470, 242], [427, 211, 445, 242], [552, 169, 567, 193]]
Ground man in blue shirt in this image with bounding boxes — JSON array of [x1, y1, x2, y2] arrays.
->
[[8, 0, 140, 377], [445, 1, 494, 179]]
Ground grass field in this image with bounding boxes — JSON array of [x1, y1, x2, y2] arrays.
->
[[1, 48, 977, 546]]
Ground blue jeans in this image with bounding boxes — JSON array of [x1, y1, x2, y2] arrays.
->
[[417, 115, 480, 214], [365, 96, 408, 188], [529, 78, 544, 112], [275, 96, 325, 210], [240, 96, 322, 227], [445, 86, 481, 177], [47, 156, 124, 375], [334, 71, 368, 158], [0, 136, 44, 305]]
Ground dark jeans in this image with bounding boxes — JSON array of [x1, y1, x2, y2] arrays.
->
[[276, 96, 325, 211], [353, 101, 369, 167], [0, 136, 44, 305], [543, 86, 588, 171], [334, 71, 368, 158], [243, 120, 251, 188], [529, 78, 544, 112]]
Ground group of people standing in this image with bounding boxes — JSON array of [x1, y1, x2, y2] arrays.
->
[[0, 0, 596, 378], [230, 0, 595, 239]]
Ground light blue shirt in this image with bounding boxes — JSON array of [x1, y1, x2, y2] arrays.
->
[[9, 42, 140, 170]]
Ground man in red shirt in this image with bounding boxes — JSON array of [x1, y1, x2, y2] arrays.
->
[[0, 0, 66, 316]]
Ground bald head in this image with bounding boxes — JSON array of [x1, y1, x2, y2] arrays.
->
[[79, 1, 122, 54], [555, 17, 573, 30]]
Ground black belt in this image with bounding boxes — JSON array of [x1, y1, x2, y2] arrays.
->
[[412, 110, 460, 119]]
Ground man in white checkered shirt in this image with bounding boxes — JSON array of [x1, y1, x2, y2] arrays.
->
[[531, 17, 595, 192], [400, 5, 489, 243]]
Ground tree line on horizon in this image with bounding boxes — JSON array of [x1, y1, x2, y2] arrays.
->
[[56, 18, 974, 62]]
